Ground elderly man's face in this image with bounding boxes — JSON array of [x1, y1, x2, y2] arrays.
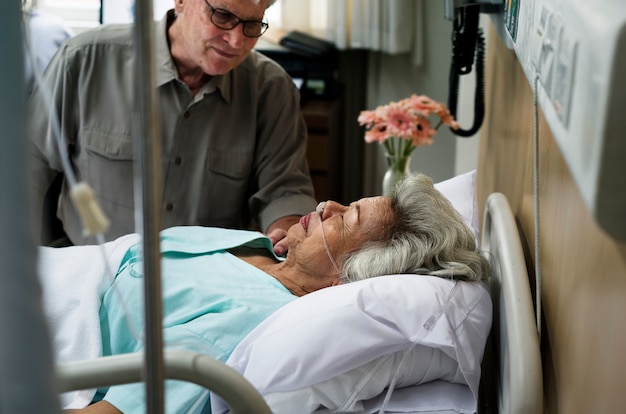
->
[[173, 0, 266, 76]]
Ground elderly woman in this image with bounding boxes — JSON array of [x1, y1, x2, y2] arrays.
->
[[65, 173, 488, 414]]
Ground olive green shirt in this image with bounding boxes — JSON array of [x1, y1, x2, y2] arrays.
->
[[28, 10, 316, 245]]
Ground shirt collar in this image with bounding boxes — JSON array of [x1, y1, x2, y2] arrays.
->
[[155, 10, 178, 87]]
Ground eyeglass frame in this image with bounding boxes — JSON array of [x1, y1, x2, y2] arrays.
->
[[204, 0, 269, 38]]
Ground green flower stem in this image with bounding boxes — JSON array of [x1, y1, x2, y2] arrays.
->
[[383, 137, 415, 158], [383, 139, 394, 156], [401, 139, 414, 157]]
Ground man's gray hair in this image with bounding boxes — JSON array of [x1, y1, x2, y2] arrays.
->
[[340, 173, 490, 283]]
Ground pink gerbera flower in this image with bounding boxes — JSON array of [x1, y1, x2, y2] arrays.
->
[[357, 110, 379, 128], [386, 104, 414, 139], [358, 93, 457, 158], [364, 123, 388, 143]]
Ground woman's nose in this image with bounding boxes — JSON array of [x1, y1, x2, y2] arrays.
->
[[320, 200, 345, 220]]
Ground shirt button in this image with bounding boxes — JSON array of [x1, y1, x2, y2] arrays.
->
[[183, 111, 190, 119], [174, 157, 182, 165], [166, 203, 173, 211]]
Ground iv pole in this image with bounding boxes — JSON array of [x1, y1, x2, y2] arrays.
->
[[0, 0, 61, 412], [132, 0, 166, 412]]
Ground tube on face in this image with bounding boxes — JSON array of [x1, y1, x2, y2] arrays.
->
[[316, 202, 343, 279]]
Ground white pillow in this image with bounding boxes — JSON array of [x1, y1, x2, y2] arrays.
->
[[211, 274, 492, 414], [255, 346, 463, 413], [434, 169, 480, 245]]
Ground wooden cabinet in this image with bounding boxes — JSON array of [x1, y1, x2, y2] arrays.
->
[[301, 98, 342, 202]]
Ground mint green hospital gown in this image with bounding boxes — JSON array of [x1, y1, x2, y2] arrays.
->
[[96, 226, 296, 413]]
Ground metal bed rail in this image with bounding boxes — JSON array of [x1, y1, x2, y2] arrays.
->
[[56, 349, 273, 414], [478, 192, 543, 414]]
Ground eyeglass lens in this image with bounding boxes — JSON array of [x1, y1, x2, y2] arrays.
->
[[208, 2, 268, 37]]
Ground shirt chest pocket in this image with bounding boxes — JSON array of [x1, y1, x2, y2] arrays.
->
[[207, 148, 253, 180], [78, 128, 135, 207]]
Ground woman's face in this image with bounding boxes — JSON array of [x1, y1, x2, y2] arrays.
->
[[287, 196, 395, 284], [172, 0, 266, 76]]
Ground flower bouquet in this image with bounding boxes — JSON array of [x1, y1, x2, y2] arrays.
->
[[357, 94, 459, 195]]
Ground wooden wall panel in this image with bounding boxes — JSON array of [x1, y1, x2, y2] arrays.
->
[[477, 23, 626, 414]]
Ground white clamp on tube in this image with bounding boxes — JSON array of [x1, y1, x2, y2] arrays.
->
[[70, 182, 111, 236]]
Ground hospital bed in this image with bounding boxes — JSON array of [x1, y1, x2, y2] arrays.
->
[[45, 172, 542, 413]]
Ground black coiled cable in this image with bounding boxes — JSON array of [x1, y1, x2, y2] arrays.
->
[[447, 5, 486, 138]]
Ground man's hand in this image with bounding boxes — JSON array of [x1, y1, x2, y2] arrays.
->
[[266, 215, 300, 256]]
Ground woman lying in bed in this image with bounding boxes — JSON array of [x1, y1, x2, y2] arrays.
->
[[64, 173, 490, 414]]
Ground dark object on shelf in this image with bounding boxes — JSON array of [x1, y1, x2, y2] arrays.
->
[[279, 30, 338, 58], [256, 32, 339, 101]]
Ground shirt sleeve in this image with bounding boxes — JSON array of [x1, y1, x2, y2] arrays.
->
[[247, 53, 318, 231]]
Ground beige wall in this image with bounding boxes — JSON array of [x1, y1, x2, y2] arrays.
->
[[477, 22, 626, 413]]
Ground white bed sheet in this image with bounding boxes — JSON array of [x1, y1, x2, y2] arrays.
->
[[38, 233, 140, 408], [264, 381, 476, 414], [357, 381, 476, 414]]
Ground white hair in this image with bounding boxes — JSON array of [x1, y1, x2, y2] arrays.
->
[[340, 173, 490, 283]]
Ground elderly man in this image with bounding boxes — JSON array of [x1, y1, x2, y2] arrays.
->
[[27, 0, 316, 255]]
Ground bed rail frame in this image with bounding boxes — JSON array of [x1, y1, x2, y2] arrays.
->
[[56, 348, 272, 414], [478, 192, 543, 413]]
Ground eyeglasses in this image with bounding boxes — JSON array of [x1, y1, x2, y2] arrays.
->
[[204, 0, 269, 38]]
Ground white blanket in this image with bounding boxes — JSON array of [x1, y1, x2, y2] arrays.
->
[[37, 234, 140, 409]]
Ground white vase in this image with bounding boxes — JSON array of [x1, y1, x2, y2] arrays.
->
[[382, 153, 412, 196]]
